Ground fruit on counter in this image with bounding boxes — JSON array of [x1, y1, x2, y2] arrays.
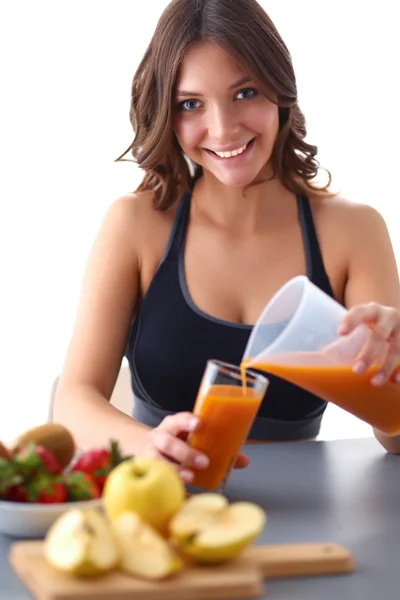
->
[[169, 493, 228, 542], [44, 508, 120, 575], [0, 431, 132, 503], [42, 492, 268, 580], [11, 423, 76, 470], [0, 449, 67, 503], [70, 440, 126, 492], [0, 441, 12, 461], [14, 443, 62, 476], [7, 474, 68, 504], [113, 512, 183, 580], [64, 471, 101, 501], [169, 493, 266, 563], [103, 457, 186, 535], [0, 458, 23, 498]]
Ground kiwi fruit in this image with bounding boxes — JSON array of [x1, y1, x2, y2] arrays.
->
[[0, 441, 11, 461], [11, 423, 76, 469]]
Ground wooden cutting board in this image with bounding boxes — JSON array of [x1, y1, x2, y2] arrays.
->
[[9, 541, 354, 600]]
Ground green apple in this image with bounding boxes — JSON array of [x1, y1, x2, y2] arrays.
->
[[170, 493, 267, 563], [103, 457, 186, 535], [44, 508, 120, 575], [113, 512, 183, 579]]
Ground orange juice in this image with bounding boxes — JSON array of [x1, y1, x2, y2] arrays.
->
[[189, 384, 263, 490], [243, 359, 400, 435]]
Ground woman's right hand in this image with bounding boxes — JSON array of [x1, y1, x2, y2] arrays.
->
[[141, 412, 210, 483]]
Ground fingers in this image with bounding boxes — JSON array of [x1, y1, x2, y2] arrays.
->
[[151, 428, 209, 469], [157, 412, 200, 436], [339, 304, 400, 385], [143, 445, 196, 483], [353, 320, 393, 373], [145, 413, 210, 479], [233, 453, 250, 469], [146, 415, 250, 483], [338, 303, 381, 335], [370, 339, 400, 386]]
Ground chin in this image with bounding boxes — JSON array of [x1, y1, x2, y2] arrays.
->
[[211, 169, 264, 188]]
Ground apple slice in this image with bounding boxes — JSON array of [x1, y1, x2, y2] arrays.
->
[[170, 494, 266, 563], [44, 509, 120, 576], [112, 512, 183, 579], [169, 493, 228, 541]]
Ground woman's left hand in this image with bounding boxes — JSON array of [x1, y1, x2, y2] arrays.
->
[[338, 302, 400, 386]]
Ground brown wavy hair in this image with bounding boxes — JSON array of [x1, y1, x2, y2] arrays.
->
[[116, 0, 332, 210]]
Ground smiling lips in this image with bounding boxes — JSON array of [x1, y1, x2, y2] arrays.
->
[[207, 138, 254, 159]]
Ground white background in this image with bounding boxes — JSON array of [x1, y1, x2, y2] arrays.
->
[[0, 1, 398, 442]]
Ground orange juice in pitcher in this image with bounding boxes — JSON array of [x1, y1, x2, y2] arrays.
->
[[242, 276, 400, 435]]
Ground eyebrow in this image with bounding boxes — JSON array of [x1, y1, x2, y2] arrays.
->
[[176, 76, 252, 97]]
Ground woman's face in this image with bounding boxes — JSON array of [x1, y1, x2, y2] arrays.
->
[[173, 42, 279, 188]]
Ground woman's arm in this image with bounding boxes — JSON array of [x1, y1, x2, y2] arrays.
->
[[53, 194, 150, 455], [340, 202, 400, 453], [53, 193, 216, 480]]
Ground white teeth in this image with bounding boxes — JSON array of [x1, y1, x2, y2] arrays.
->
[[213, 142, 249, 159]]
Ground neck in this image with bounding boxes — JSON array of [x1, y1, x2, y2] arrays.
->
[[191, 169, 293, 233]]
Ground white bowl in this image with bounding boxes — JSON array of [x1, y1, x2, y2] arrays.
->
[[0, 497, 104, 538]]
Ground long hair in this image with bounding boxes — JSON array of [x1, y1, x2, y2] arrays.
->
[[116, 0, 332, 210]]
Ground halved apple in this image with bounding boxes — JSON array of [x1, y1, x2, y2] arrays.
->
[[169, 493, 228, 542], [44, 509, 120, 576], [113, 512, 183, 580], [169, 494, 266, 563]]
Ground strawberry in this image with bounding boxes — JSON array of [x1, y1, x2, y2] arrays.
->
[[6, 484, 29, 502], [71, 440, 127, 490], [35, 479, 67, 504], [7, 474, 67, 503], [0, 458, 23, 499], [63, 471, 101, 501], [14, 443, 62, 477]]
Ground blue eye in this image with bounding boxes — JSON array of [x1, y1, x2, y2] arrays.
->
[[178, 99, 201, 111], [236, 88, 258, 100]]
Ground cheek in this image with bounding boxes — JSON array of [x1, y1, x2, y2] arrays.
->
[[248, 104, 279, 140], [173, 117, 203, 151]]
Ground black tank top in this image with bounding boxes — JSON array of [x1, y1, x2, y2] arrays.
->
[[125, 191, 334, 440]]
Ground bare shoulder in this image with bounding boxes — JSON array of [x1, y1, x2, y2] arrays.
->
[[100, 190, 178, 251], [108, 190, 177, 227], [309, 193, 390, 243], [310, 192, 383, 220], [103, 190, 161, 231]]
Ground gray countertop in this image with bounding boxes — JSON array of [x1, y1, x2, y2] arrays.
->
[[1, 437, 399, 599]]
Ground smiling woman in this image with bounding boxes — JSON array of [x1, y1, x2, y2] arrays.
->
[[51, 0, 400, 481], [116, 0, 329, 209]]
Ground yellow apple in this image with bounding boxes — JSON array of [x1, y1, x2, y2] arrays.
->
[[112, 512, 183, 579], [169, 493, 228, 542], [44, 508, 120, 576], [103, 457, 185, 535], [170, 493, 266, 563]]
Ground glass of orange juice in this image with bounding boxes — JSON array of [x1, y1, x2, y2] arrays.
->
[[187, 360, 269, 492]]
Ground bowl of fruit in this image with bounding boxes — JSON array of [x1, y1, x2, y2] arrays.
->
[[0, 424, 128, 538]]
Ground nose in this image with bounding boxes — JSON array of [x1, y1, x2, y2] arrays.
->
[[207, 104, 240, 142]]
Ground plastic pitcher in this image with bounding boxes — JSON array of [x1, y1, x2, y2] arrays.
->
[[242, 275, 400, 435]]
